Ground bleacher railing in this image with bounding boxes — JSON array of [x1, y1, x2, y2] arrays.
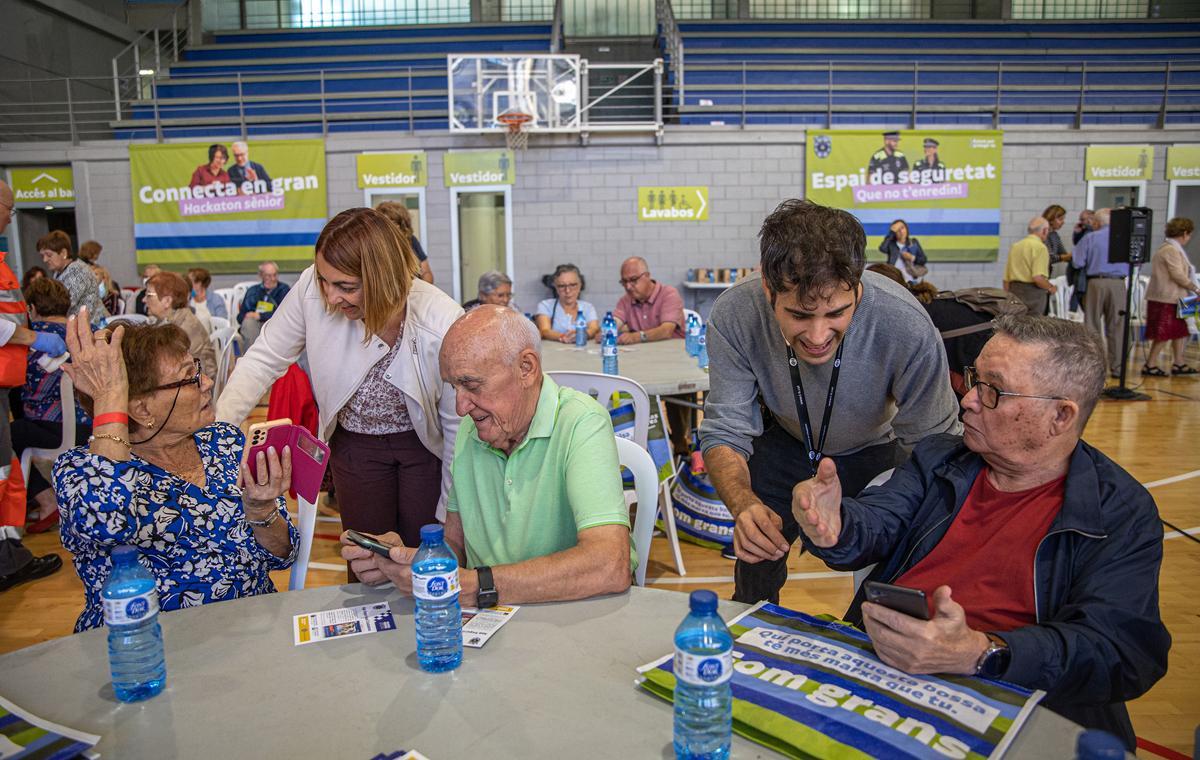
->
[[656, 0, 686, 101], [200, 0, 556, 31], [110, 0, 193, 123]]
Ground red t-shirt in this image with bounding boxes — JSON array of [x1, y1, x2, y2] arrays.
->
[[895, 467, 1066, 632]]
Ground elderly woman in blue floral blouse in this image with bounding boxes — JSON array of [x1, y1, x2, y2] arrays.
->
[[53, 307, 297, 631]]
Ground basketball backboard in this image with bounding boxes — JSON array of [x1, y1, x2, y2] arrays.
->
[[448, 54, 582, 134]]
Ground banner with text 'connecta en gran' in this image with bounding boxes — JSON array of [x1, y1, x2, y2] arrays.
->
[[130, 139, 327, 274], [806, 130, 1003, 263]]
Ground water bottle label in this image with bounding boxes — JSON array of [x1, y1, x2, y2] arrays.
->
[[602, 345, 617, 357], [103, 590, 159, 626], [413, 570, 460, 601], [689, 326, 701, 337], [674, 648, 733, 686]]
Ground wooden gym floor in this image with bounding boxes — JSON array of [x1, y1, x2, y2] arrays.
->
[[1, 356, 1197, 756]]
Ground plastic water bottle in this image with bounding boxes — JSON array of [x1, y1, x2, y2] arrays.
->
[[602, 311, 618, 340], [1074, 730, 1126, 759], [412, 524, 463, 673], [575, 312, 587, 347], [602, 331, 619, 375], [697, 326, 709, 372], [103, 546, 166, 703], [685, 313, 701, 357], [673, 590, 733, 760]]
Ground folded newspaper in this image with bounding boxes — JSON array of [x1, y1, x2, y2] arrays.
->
[[637, 603, 1043, 760]]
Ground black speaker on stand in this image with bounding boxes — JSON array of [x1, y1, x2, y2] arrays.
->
[[1102, 207, 1152, 401]]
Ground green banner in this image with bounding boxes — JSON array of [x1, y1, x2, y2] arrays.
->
[[129, 140, 327, 273], [806, 130, 1003, 262], [10, 167, 74, 205], [1084, 145, 1153, 181], [357, 152, 427, 188], [1166, 145, 1200, 180], [443, 150, 514, 186], [638, 186, 709, 222]]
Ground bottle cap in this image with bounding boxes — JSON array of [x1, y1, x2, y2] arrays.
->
[[419, 524, 444, 544], [689, 589, 718, 614], [1075, 730, 1125, 759]]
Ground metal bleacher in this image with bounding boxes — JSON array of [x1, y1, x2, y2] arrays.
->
[[112, 22, 554, 139], [663, 19, 1200, 128]]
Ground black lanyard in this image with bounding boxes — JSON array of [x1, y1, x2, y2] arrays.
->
[[786, 340, 845, 465]]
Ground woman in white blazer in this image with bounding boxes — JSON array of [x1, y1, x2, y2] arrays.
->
[[217, 208, 463, 569]]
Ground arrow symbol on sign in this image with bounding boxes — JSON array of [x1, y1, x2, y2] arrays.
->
[[695, 189, 706, 218], [31, 173, 59, 184]]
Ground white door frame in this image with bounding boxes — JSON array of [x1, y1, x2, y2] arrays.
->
[[363, 186, 428, 240], [1087, 180, 1147, 210], [1167, 179, 1200, 220], [448, 184, 514, 303]]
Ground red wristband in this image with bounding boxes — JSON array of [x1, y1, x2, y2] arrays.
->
[[93, 412, 129, 427]]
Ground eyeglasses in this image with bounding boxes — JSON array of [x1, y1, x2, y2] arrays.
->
[[555, 282, 581, 292], [962, 366, 1067, 410], [618, 271, 649, 287], [151, 359, 203, 392]]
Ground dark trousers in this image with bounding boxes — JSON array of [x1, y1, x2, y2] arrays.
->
[[11, 418, 92, 497], [329, 427, 442, 581], [732, 424, 907, 604]]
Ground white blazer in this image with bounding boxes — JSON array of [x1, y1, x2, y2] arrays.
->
[[216, 266, 464, 517]]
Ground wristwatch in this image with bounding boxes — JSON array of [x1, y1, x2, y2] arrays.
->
[[639, 330, 647, 343], [475, 566, 499, 608], [975, 633, 1011, 678]]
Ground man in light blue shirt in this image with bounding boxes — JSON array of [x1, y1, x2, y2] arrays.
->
[[1071, 209, 1125, 376]]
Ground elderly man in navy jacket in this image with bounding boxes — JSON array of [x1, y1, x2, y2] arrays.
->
[[792, 314, 1169, 750]]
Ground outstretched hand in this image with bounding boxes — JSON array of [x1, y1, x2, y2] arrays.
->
[[61, 307, 127, 403], [791, 456, 843, 548]]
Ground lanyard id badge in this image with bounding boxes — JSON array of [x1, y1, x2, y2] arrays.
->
[[786, 340, 845, 465]]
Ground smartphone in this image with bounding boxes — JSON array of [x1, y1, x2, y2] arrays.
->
[[863, 581, 931, 621], [345, 529, 396, 559], [246, 418, 331, 504]]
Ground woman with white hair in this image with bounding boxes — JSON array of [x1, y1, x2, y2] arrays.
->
[[464, 270, 516, 311]]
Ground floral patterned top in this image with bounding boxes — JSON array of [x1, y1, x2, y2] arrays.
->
[[53, 422, 298, 632], [336, 330, 414, 435]]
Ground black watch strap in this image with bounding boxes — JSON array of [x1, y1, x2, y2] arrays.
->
[[475, 566, 498, 608]]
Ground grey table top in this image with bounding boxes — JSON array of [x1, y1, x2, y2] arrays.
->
[[540, 338, 710, 396], [0, 586, 1083, 759]]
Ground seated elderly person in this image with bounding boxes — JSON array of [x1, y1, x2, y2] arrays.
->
[[144, 271, 218, 379], [789, 315, 1169, 750], [463, 270, 517, 312], [609, 256, 684, 345], [342, 305, 632, 605], [53, 309, 297, 632]]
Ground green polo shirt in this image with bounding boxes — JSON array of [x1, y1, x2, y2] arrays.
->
[[447, 375, 633, 570]]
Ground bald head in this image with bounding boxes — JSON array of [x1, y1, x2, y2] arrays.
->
[[0, 180, 13, 234], [1028, 216, 1049, 237], [620, 256, 655, 300], [444, 305, 541, 366]]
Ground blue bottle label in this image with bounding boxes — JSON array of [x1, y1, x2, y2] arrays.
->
[[413, 570, 460, 601], [674, 648, 733, 686], [602, 344, 617, 357], [103, 590, 159, 626]]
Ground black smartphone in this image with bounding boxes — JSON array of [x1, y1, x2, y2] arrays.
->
[[864, 581, 931, 621], [345, 529, 396, 559]]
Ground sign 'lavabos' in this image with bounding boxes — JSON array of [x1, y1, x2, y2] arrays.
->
[[638, 187, 709, 222], [129, 140, 328, 273]]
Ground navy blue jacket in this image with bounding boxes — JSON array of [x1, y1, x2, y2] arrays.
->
[[806, 434, 1170, 750], [238, 282, 290, 325]]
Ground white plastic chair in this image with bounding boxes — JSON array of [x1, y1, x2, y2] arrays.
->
[[618, 437, 662, 587], [548, 371, 649, 449], [852, 467, 894, 594], [209, 316, 230, 333], [211, 329, 238, 397], [122, 289, 139, 315], [289, 495, 318, 590], [231, 280, 259, 318], [214, 288, 237, 323], [20, 375, 77, 487], [1047, 276, 1070, 319]]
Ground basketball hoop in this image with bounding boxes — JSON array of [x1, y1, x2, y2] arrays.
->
[[497, 111, 533, 151]]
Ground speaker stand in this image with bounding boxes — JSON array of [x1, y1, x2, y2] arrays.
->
[[1101, 261, 1150, 402]]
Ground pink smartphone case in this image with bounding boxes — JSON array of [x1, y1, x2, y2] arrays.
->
[[246, 423, 330, 504]]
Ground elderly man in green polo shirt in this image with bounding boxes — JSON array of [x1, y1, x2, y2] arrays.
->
[[341, 305, 633, 606]]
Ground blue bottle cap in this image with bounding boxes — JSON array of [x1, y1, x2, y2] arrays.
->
[[420, 524, 444, 544], [689, 589, 718, 614], [1075, 730, 1125, 759]]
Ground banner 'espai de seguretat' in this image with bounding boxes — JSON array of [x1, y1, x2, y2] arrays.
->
[[806, 130, 1003, 263], [130, 140, 327, 274]]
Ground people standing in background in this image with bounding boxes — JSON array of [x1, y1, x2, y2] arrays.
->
[[187, 267, 228, 332], [375, 201, 434, 284], [1068, 209, 1096, 312], [189, 144, 230, 189], [228, 141, 272, 194], [535, 264, 599, 343], [878, 219, 928, 282], [37, 231, 109, 322], [1072, 209, 1096, 246], [463, 270, 518, 312], [1003, 216, 1056, 316], [1072, 209, 1126, 378], [79, 242, 120, 317], [134, 264, 162, 316], [1143, 217, 1200, 376], [1041, 205, 1072, 277], [237, 261, 290, 350]]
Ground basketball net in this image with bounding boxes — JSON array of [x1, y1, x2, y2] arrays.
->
[[498, 112, 532, 151]]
